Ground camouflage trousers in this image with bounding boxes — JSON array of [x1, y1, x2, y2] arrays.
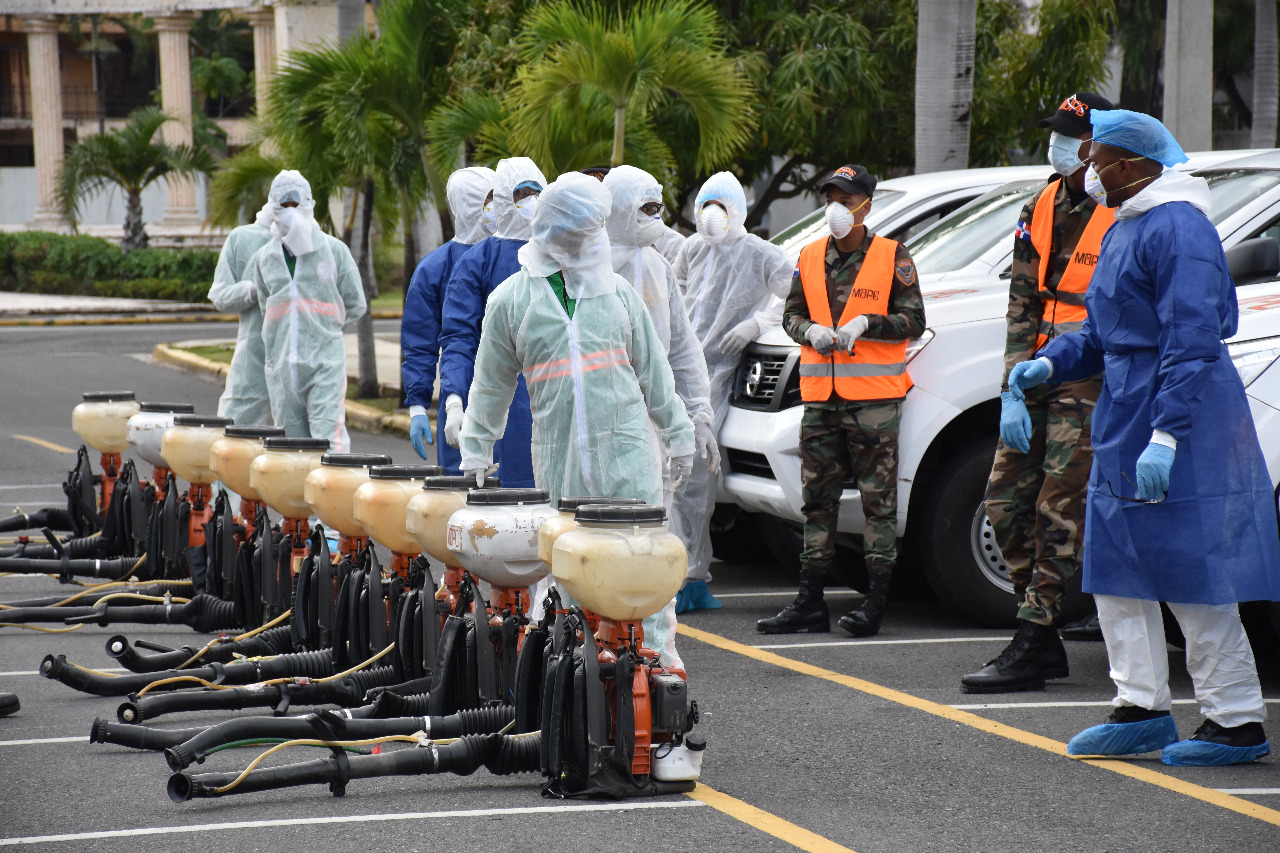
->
[[799, 401, 901, 572], [985, 377, 1098, 625]]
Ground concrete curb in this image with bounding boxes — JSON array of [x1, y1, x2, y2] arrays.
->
[[152, 342, 411, 438], [0, 308, 404, 328]]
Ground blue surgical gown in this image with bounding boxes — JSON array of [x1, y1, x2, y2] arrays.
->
[[1040, 201, 1280, 605], [402, 239, 470, 473], [438, 237, 535, 488]]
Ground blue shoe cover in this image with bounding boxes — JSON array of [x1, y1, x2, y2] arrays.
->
[[1067, 715, 1179, 756], [675, 580, 722, 614], [1162, 738, 1271, 766]]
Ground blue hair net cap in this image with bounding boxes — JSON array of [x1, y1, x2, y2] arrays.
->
[[1090, 109, 1189, 167]]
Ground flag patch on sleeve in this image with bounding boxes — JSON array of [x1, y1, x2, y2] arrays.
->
[[1014, 220, 1031, 241]]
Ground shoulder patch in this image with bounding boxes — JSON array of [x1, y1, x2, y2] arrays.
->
[[1014, 219, 1031, 241], [792, 264, 800, 277], [895, 258, 917, 287]]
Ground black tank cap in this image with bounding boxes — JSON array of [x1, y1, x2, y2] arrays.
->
[[139, 402, 195, 414], [556, 496, 646, 512], [263, 436, 330, 451], [684, 733, 706, 751], [320, 453, 393, 467], [82, 391, 135, 402], [172, 414, 234, 428], [422, 475, 501, 490], [224, 425, 287, 439], [574, 504, 665, 524], [465, 487, 550, 506], [369, 464, 444, 480]]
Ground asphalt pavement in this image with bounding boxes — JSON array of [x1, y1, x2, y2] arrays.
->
[[1, 322, 1278, 852]]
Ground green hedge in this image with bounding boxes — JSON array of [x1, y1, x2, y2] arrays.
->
[[0, 231, 218, 303]]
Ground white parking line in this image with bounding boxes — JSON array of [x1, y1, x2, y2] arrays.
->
[[0, 736, 84, 747], [0, 484, 64, 491], [1216, 789, 1280, 795], [716, 590, 861, 598], [754, 636, 1004, 649], [0, 668, 127, 677], [951, 698, 1280, 710], [0, 801, 709, 846]]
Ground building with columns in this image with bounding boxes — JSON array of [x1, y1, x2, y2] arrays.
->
[[1, 0, 366, 241]]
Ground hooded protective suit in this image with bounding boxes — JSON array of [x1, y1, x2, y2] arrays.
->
[[438, 157, 546, 488], [210, 203, 273, 426], [251, 171, 366, 453], [652, 224, 686, 265], [459, 172, 696, 667], [669, 172, 793, 584], [402, 166, 495, 468]]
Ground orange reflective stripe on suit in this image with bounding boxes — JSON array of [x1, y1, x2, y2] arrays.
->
[[1030, 179, 1114, 350], [797, 235, 912, 403]]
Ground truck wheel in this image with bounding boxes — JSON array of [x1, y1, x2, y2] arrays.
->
[[919, 439, 1090, 628]]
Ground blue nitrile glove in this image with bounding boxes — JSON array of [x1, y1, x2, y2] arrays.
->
[[409, 414, 433, 459], [1135, 442, 1175, 501], [999, 391, 1033, 453], [1007, 359, 1052, 401]]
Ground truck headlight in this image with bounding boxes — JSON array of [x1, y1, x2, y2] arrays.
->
[[905, 329, 934, 363], [1228, 336, 1280, 386]]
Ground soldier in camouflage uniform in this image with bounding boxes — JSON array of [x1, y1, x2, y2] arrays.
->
[[962, 92, 1114, 693], [758, 164, 926, 636]]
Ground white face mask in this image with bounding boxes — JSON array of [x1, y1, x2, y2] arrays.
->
[[1048, 132, 1086, 177], [481, 201, 496, 234], [699, 204, 729, 241], [515, 195, 540, 221], [824, 198, 869, 240], [277, 206, 300, 235], [636, 212, 665, 245], [1083, 164, 1110, 207]]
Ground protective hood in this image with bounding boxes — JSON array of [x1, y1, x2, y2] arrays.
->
[[603, 165, 666, 249], [694, 171, 749, 244], [518, 171, 616, 300], [253, 202, 273, 228], [492, 157, 548, 241], [1116, 169, 1211, 221], [267, 170, 318, 256], [446, 166, 496, 246]]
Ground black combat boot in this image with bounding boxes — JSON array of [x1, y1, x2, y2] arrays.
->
[[837, 563, 892, 637], [961, 619, 1070, 693], [757, 565, 829, 634]]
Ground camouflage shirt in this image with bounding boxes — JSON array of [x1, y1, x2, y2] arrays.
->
[[1004, 178, 1104, 382], [783, 230, 926, 408]]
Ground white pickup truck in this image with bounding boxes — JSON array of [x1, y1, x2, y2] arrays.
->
[[717, 151, 1280, 637]]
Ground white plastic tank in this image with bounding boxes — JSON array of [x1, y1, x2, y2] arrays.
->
[[353, 464, 444, 554], [405, 475, 500, 565], [446, 488, 556, 589], [160, 415, 234, 485], [249, 436, 330, 518], [71, 391, 140, 454], [209, 425, 287, 501], [551, 504, 687, 622], [303, 453, 392, 538], [126, 402, 195, 468], [537, 496, 647, 570]]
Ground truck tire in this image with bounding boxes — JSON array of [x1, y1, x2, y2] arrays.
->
[[919, 439, 1091, 628]]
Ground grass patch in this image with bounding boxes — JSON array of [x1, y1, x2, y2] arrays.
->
[[370, 288, 404, 310], [181, 344, 235, 364], [346, 387, 399, 413]]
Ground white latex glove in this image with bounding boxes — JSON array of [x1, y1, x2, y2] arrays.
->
[[464, 463, 499, 488], [670, 454, 695, 490], [836, 315, 870, 353], [233, 279, 258, 305], [806, 324, 837, 355], [694, 421, 720, 475], [444, 394, 465, 448], [719, 318, 758, 357]]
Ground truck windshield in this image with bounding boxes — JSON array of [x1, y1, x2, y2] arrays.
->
[[906, 183, 1039, 275]]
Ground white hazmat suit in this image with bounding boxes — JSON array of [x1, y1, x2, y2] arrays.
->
[[209, 203, 273, 426], [251, 171, 366, 453]]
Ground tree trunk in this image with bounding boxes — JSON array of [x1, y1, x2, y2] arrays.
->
[[122, 188, 147, 253], [914, 0, 977, 174], [744, 154, 806, 232], [612, 104, 626, 167], [354, 177, 380, 399], [1254, 0, 1279, 148], [402, 193, 417, 309], [1163, 0, 1213, 152]]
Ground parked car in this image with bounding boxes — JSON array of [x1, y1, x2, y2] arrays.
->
[[718, 150, 1280, 633]]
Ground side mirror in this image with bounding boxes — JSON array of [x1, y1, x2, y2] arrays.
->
[[1225, 237, 1280, 285]]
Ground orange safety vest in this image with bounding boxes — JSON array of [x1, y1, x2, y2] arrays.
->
[[797, 235, 912, 403], [1030, 179, 1115, 350]]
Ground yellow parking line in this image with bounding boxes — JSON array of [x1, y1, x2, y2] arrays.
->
[[12, 435, 75, 454], [678, 624, 1280, 828], [687, 784, 857, 852]]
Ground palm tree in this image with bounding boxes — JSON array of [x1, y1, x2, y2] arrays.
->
[[1254, 0, 1278, 148], [507, 0, 754, 172], [56, 106, 214, 252], [915, 0, 978, 173]]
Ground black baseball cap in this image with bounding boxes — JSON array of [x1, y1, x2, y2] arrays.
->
[[581, 166, 611, 181], [1037, 92, 1114, 137], [819, 164, 877, 199]]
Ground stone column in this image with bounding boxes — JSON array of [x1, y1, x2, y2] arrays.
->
[[274, 1, 343, 58], [25, 16, 66, 231], [1163, 0, 1213, 152], [246, 7, 276, 117], [154, 13, 201, 227]]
